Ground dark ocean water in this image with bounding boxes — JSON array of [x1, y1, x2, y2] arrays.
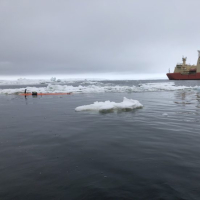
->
[[1, 80, 200, 200]]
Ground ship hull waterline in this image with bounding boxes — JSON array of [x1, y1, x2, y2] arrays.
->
[[167, 73, 200, 80]]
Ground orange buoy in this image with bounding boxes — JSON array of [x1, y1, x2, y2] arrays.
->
[[19, 92, 72, 96]]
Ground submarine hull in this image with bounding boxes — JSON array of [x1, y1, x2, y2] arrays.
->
[[167, 73, 200, 80]]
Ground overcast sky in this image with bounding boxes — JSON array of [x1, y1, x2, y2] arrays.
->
[[0, 0, 200, 79]]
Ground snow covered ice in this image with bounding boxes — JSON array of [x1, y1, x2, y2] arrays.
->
[[0, 80, 200, 95], [75, 97, 143, 112]]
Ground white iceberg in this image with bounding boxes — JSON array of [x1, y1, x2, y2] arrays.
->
[[75, 97, 143, 112]]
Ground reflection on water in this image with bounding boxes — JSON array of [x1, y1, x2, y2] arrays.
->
[[174, 90, 200, 107]]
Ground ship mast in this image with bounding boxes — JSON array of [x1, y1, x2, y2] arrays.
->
[[196, 50, 200, 73], [182, 57, 187, 66]]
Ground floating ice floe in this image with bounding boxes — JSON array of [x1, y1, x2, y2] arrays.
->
[[0, 81, 200, 95], [75, 97, 143, 112], [139, 82, 195, 91]]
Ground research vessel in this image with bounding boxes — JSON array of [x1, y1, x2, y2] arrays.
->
[[167, 51, 200, 80]]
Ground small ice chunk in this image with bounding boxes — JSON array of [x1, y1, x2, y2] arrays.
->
[[75, 97, 143, 112], [50, 77, 56, 82], [162, 113, 168, 116]]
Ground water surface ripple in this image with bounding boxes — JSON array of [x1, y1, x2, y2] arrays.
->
[[0, 80, 200, 199]]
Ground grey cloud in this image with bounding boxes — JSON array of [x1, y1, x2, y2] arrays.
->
[[0, 0, 200, 76]]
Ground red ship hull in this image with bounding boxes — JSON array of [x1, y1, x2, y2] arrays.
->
[[167, 73, 200, 80]]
